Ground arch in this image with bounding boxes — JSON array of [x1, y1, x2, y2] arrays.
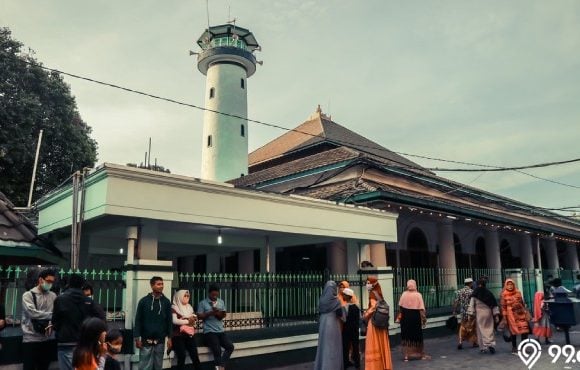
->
[[473, 236, 487, 268], [454, 233, 469, 268], [404, 227, 436, 267], [500, 239, 520, 268]]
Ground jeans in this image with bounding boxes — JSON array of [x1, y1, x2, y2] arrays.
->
[[57, 345, 75, 370], [173, 335, 201, 370], [205, 332, 234, 367], [138, 342, 165, 370]]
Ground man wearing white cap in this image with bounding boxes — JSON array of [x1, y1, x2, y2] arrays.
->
[[341, 288, 360, 369], [453, 278, 477, 350]]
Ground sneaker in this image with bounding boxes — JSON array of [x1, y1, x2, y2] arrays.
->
[[457, 343, 463, 350], [511, 347, 518, 355], [489, 347, 495, 354]]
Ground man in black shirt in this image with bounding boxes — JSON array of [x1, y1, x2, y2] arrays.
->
[[53, 274, 105, 370], [341, 288, 361, 369]]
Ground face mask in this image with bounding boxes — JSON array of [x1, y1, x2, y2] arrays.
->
[[107, 343, 122, 354], [366, 283, 373, 291], [41, 282, 53, 292]]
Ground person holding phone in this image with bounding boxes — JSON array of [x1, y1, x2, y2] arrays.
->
[[197, 285, 234, 370]]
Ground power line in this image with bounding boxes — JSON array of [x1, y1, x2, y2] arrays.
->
[[7, 54, 580, 181]]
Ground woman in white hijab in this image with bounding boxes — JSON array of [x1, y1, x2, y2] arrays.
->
[[171, 290, 201, 370]]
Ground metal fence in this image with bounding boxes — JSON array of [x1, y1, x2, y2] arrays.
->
[[3, 265, 578, 332], [391, 268, 580, 317], [177, 272, 365, 330], [0, 266, 126, 325]]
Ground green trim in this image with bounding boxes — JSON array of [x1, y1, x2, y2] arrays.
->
[[0, 245, 64, 264], [346, 191, 580, 239], [37, 167, 108, 210]]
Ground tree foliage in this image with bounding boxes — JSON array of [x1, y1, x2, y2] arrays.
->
[[0, 27, 98, 206]]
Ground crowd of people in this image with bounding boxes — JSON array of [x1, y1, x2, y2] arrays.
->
[[1, 267, 577, 370], [0, 268, 234, 370], [314, 275, 429, 370], [314, 273, 574, 369]]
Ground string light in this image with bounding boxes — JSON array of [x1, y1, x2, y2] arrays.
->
[[380, 202, 580, 243]]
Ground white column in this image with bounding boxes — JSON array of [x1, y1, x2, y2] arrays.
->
[[238, 250, 255, 274], [138, 220, 158, 260], [369, 243, 387, 268], [564, 243, 580, 270], [485, 227, 501, 269], [519, 234, 535, 269], [360, 244, 371, 266], [260, 236, 276, 273], [438, 220, 457, 289], [545, 237, 559, 270], [327, 240, 347, 275]]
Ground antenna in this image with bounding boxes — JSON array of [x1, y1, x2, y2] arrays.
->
[[206, 0, 211, 33], [148, 137, 152, 168]]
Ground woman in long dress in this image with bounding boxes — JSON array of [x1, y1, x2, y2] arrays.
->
[[532, 291, 552, 344], [398, 279, 429, 361], [314, 281, 344, 370], [364, 277, 393, 370], [499, 278, 530, 354], [467, 277, 500, 354]]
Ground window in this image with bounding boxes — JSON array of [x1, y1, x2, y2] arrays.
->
[[207, 135, 212, 147], [241, 78, 245, 89], [241, 125, 245, 137], [209, 87, 215, 99]]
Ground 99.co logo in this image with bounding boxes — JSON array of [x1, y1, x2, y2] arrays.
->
[[518, 338, 580, 369]]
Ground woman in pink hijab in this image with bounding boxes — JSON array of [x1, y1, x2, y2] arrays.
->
[[397, 280, 429, 361]]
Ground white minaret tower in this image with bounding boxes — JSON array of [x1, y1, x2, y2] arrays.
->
[[196, 24, 261, 182]]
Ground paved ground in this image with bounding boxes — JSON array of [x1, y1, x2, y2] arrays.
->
[[269, 331, 580, 370]]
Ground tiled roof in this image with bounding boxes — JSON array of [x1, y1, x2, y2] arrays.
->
[[0, 192, 37, 243], [0, 191, 62, 262], [248, 109, 429, 173], [231, 146, 361, 187]]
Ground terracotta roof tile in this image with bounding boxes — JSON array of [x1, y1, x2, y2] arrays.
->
[[230, 146, 360, 187]]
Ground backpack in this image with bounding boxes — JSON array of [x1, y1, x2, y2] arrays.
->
[[371, 291, 390, 329]]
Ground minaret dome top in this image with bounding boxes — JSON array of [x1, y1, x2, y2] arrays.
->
[[196, 24, 261, 77]]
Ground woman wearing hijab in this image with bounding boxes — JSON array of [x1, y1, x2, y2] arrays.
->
[[499, 279, 530, 354], [364, 277, 393, 370], [171, 290, 201, 370], [338, 281, 359, 306], [532, 291, 552, 344], [314, 281, 344, 370], [467, 277, 500, 354], [397, 280, 429, 361]]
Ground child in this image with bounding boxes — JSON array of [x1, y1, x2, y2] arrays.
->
[[342, 288, 361, 369], [104, 329, 123, 370], [532, 291, 552, 344]]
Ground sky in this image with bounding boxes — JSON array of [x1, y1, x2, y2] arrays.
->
[[1, 0, 579, 211]]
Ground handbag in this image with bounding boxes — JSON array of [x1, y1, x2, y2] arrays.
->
[[179, 324, 195, 336], [360, 318, 367, 337]]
